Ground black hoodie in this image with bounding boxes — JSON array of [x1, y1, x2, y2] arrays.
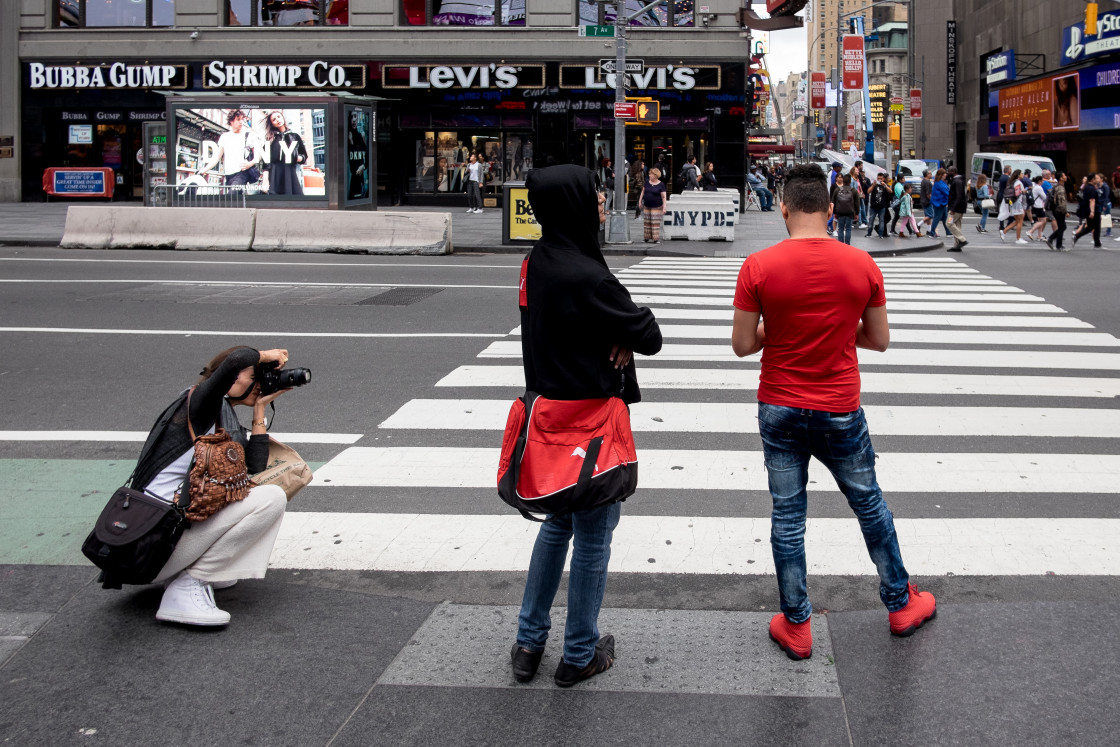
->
[[521, 165, 662, 404]]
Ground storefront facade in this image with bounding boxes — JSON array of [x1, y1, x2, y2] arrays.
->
[[5, 0, 759, 204]]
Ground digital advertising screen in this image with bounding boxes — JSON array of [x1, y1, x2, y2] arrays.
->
[[171, 104, 327, 199]]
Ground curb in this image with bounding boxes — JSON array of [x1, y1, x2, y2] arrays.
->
[[0, 239, 62, 247], [867, 240, 944, 257]]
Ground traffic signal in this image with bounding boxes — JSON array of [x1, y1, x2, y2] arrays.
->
[[636, 100, 660, 123]]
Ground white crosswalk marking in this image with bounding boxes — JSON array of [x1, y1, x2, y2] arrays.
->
[[309, 256, 1120, 577]]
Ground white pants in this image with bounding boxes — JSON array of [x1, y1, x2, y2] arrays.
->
[[154, 484, 286, 585]]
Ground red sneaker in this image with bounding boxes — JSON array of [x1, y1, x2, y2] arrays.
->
[[769, 613, 812, 660], [889, 583, 937, 637]]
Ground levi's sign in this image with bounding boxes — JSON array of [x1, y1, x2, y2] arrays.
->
[[28, 62, 188, 90], [381, 64, 547, 89], [204, 61, 366, 90]]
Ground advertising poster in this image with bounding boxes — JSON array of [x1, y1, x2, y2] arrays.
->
[[507, 186, 541, 241], [810, 71, 827, 109], [841, 35, 865, 91], [910, 88, 922, 119], [172, 105, 327, 197], [985, 60, 1120, 138], [346, 107, 371, 201]]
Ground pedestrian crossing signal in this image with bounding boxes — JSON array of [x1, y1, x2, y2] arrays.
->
[[635, 101, 659, 123]]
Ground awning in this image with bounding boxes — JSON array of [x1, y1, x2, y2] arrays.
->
[[748, 144, 795, 155]]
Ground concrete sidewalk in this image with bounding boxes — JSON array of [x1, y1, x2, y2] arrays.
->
[[1, 565, 1116, 745], [0, 201, 942, 258]]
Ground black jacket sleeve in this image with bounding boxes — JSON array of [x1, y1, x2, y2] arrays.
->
[[189, 347, 259, 436], [589, 274, 663, 356]]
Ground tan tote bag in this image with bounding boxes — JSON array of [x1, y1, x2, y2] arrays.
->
[[251, 437, 313, 500]]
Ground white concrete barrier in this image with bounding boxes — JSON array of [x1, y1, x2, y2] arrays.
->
[[662, 202, 736, 241], [61, 206, 255, 251], [251, 210, 451, 255], [672, 190, 739, 212], [61, 206, 453, 255]]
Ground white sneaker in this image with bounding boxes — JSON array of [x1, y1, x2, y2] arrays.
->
[[211, 579, 238, 590], [474, 209, 483, 213], [465, 208, 474, 213], [1015, 238, 1028, 244], [156, 571, 231, 626]]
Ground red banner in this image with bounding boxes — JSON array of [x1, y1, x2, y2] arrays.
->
[[809, 71, 826, 109], [841, 35, 865, 91], [909, 88, 922, 119]]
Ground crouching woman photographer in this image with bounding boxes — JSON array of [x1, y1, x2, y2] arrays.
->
[[135, 346, 294, 627]]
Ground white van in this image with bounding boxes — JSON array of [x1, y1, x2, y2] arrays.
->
[[970, 152, 1057, 190]]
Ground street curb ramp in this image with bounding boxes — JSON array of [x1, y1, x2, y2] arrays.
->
[[60, 206, 453, 255]]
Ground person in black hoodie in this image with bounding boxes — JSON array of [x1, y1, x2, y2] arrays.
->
[[511, 164, 662, 688]]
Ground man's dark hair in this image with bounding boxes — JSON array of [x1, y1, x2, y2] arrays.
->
[[227, 109, 245, 124], [782, 164, 830, 215], [948, 167, 958, 177]]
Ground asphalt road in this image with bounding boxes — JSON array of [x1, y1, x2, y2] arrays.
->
[[2, 241, 1119, 745]]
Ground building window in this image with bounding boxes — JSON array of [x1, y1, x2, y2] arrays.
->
[[403, 0, 526, 26], [58, 0, 175, 27], [577, 0, 693, 27], [227, 1, 349, 26]]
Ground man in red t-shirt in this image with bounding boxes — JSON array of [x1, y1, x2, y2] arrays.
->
[[730, 164, 936, 661]]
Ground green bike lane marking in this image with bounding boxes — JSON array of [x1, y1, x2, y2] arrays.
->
[[0, 460, 322, 566]]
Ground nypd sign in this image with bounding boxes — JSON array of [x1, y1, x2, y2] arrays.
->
[[985, 50, 1016, 85], [1062, 9, 1120, 65]]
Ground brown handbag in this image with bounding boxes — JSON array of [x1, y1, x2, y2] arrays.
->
[[180, 388, 253, 523], [251, 437, 313, 501]]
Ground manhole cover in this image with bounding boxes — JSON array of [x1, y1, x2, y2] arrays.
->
[[356, 287, 443, 306]]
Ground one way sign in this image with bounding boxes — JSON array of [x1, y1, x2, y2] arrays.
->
[[599, 59, 645, 74]]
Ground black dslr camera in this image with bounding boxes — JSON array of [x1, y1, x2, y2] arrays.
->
[[257, 361, 312, 395]]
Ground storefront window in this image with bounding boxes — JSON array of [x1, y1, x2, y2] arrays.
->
[[403, 0, 525, 26], [59, 0, 175, 27], [226, 1, 349, 26], [408, 130, 530, 194]]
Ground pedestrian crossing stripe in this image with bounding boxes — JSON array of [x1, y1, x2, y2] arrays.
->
[[610, 286, 1047, 301], [269, 513, 1120, 575], [435, 365, 1120, 398], [646, 310, 1090, 328], [379, 400, 1120, 438], [313, 447, 1120, 493], [621, 280, 1023, 293], [0, 431, 362, 444], [477, 341, 1120, 370], [631, 296, 1065, 311], [505, 325, 1118, 347]]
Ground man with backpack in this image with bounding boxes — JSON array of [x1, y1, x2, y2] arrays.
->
[[866, 172, 892, 238], [730, 163, 937, 661], [678, 156, 701, 191], [830, 174, 859, 244], [946, 167, 970, 251]]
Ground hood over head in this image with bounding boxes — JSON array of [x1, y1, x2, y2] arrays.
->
[[527, 164, 605, 266]]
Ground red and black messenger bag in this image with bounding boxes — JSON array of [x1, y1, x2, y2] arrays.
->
[[497, 390, 638, 521]]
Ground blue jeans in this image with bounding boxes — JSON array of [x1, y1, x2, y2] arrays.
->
[[757, 404, 911, 624], [979, 207, 990, 231], [866, 208, 887, 237], [755, 188, 773, 210], [859, 199, 868, 225], [835, 215, 853, 244], [931, 204, 949, 236], [517, 501, 622, 667]]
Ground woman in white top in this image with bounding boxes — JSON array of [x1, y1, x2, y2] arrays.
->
[[1026, 176, 1050, 242]]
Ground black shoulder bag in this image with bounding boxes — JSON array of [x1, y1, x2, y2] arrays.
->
[[81, 395, 191, 589]]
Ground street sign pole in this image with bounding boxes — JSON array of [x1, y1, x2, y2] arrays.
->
[[608, 1, 631, 244]]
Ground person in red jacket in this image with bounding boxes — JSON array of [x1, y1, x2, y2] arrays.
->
[[730, 164, 936, 661]]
